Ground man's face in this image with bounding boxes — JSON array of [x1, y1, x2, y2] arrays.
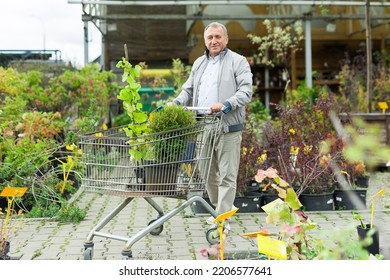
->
[[204, 26, 228, 58]]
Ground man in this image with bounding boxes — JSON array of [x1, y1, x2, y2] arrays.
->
[[171, 22, 253, 231]]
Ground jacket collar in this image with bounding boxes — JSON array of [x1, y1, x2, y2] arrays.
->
[[205, 48, 228, 59]]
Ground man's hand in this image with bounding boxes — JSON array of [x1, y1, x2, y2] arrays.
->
[[210, 102, 224, 113]]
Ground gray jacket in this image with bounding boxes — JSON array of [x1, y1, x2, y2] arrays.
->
[[173, 48, 253, 133]]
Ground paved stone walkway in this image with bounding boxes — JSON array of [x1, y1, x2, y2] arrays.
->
[[6, 172, 390, 260]]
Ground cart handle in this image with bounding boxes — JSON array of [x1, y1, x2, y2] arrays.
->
[[154, 105, 228, 114], [184, 106, 229, 114]]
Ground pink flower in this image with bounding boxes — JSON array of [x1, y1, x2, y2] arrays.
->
[[255, 167, 279, 182], [200, 245, 221, 260]]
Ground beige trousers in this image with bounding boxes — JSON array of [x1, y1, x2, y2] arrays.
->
[[201, 129, 242, 216]]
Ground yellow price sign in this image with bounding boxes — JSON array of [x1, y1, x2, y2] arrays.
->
[[257, 235, 287, 260], [0, 187, 28, 197], [378, 102, 388, 113]]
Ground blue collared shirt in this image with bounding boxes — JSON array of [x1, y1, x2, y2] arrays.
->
[[197, 54, 220, 113]]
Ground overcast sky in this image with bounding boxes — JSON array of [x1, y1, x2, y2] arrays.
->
[[0, 0, 101, 68]]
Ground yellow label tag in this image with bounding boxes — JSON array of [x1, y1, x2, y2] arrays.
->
[[0, 187, 28, 197], [212, 207, 239, 223], [257, 235, 287, 260]]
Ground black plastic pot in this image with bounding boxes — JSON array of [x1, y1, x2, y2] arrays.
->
[[299, 192, 334, 211], [334, 189, 367, 210], [357, 224, 379, 256], [191, 195, 263, 214], [355, 176, 369, 188], [234, 196, 262, 213], [261, 193, 279, 208]]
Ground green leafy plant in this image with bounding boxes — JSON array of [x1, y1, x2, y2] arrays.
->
[[116, 58, 150, 161], [0, 64, 117, 216], [148, 106, 196, 162], [352, 211, 366, 228], [313, 225, 371, 260], [27, 199, 86, 223], [171, 58, 192, 96], [254, 167, 317, 260]]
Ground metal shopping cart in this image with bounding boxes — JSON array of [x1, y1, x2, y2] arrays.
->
[[79, 110, 221, 259]]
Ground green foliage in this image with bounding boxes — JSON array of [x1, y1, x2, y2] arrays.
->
[[55, 202, 86, 223], [342, 117, 390, 170], [0, 64, 117, 219], [352, 211, 366, 228], [149, 106, 197, 162], [66, 98, 101, 144], [171, 58, 191, 96], [0, 96, 27, 132], [45, 63, 116, 123], [247, 96, 270, 133], [313, 225, 371, 260], [27, 200, 86, 223], [337, 50, 390, 112], [0, 64, 117, 132], [254, 167, 318, 260], [287, 76, 327, 105], [149, 105, 196, 132], [0, 67, 29, 97], [116, 58, 150, 161], [319, 4, 330, 15]]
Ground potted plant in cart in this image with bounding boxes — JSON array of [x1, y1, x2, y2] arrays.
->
[[145, 105, 197, 194]]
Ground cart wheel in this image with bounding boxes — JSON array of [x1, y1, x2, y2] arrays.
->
[[206, 227, 220, 245], [121, 250, 133, 260], [148, 218, 164, 236], [84, 247, 94, 260]]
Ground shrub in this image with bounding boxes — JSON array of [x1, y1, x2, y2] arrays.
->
[[259, 91, 344, 195], [149, 106, 197, 163]]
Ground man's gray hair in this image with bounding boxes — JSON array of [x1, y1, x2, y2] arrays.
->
[[204, 22, 228, 36]]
